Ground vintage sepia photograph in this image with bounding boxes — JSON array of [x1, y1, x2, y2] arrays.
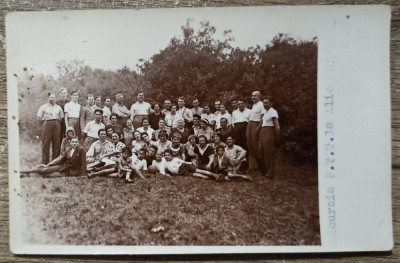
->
[[10, 7, 321, 249]]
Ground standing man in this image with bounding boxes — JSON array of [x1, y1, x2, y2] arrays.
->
[[80, 94, 96, 134], [162, 99, 172, 116], [232, 98, 251, 150], [177, 97, 193, 128], [190, 98, 204, 116], [259, 97, 280, 178], [130, 92, 151, 129], [112, 93, 131, 127], [102, 97, 112, 125], [56, 88, 69, 144], [95, 96, 102, 110], [37, 93, 64, 164], [82, 109, 105, 151], [214, 100, 221, 116], [246, 91, 264, 172], [64, 91, 81, 140], [231, 99, 238, 112]]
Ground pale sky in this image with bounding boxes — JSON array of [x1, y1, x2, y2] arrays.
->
[[7, 6, 320, 77]]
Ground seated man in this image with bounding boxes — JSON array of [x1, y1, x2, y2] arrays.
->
[[145, 144, 158, 167], [212, 145, 252, 181], [82, 109, 105, 151], [21, 136, 87, 177], [86, 129, 117, 175], [224, 136, 247, 172], [124, 148, 147, 182]]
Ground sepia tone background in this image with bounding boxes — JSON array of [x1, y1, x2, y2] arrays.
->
[[0, 0, 398, 262]]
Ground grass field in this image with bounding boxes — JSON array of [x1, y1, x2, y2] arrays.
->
[[20, 151, 320, 246]]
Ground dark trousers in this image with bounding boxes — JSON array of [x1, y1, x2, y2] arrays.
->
[[117, 117, 129, 128], [246, 121, 260, 170], [67, 118, 81, 139], [41, 120, 61, 164], [60, 118, 66, 145], [233, 122, 248, 150], [260, 127, 275, 177]]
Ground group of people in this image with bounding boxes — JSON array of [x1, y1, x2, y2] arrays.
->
[[22, 89, 280, 182]]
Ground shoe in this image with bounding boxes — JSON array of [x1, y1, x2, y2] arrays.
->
[[125, 179, 134, 184], [243, 176, 253, 182], [87, 172, 92, 179]]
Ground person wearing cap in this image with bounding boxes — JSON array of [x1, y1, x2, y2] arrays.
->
[[197, 118, 214, 142], [112, 94, 131, 127], [246, 91, 264, 171], [190, 98, 204, 116], [64, 91, 81, 140], [171, 118, 191, 144], [60, 127, 76, 155], [259, 97, 280, 178], [56, 88, 69, 144], [37, 93, 64, 164], [201, 105, 217, 129], [80, 94, 96, 134], [130, 92, 152, 129], [82, 108, 105, 151]]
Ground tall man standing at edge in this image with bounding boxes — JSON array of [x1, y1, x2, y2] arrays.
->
[[246, 91, 264, 172], [64, 91, 81, 140], [56, 88, 69, 144], [232, 98, 251, 150], [37, 93, 64, 164], [112, 94, 131, 127]]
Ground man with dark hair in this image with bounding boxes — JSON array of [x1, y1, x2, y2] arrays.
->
[[217, 117, 234, 142], [82, 108, 105, 151], [177, 97, 193, 128], [232, 98, 251, 150], [148, 103, 165, 130], [112, 93, 131, 127], [162, 99, 172, 115], [145, 144, 158, 167], [21, 136, 87, 177], [80, 94, 96, 134], [37, 93, 64, 164], [95, 96, 102, 109], [56, 88, 69, 144], [130, 92, 152, 129]]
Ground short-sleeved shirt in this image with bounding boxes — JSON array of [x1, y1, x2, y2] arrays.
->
[[37, 103, 64, 121], [194, 145, 214, 166], [64, 101, 81, 118], [261, 107, 279, 127], [83, 120, 105, 138], [232, 108, 251, 124], [87, 140, 115, 158], [225, 144, 246, 160], [215, 112, 232, 130], [130, 102, 151, 116], [152, 140, 172, 153], [131, 155, 147, 171], [249, 101, 264, 122], [191, 107, 204, 116]]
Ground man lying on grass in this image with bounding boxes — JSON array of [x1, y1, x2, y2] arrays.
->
[[163, 149, 223, 181], [21, 136, 87, 177]]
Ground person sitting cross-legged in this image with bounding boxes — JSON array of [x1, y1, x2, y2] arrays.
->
[[212, 145, 252, 182], [163, 149, 223, 180], [21, 136, 87, 177], [124, 148, 147, 183], [224, 136, 247, 173]]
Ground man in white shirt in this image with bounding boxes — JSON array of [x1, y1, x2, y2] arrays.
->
[[190, 98, 204, 116], [246, 91, 264, 171], [161, 99, 172, 116], [214, 100, 221, 116], [225, 136, 247, 172], [232, 98, 251, 150], [112, 94, 131, 127], [82, 109, 106, 151], [37, 93, 64, 164], [64, 91, 81, 140], [177, 97, 193, 127], [130, 92, 152, 129], [102, 97, 112, 125]]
